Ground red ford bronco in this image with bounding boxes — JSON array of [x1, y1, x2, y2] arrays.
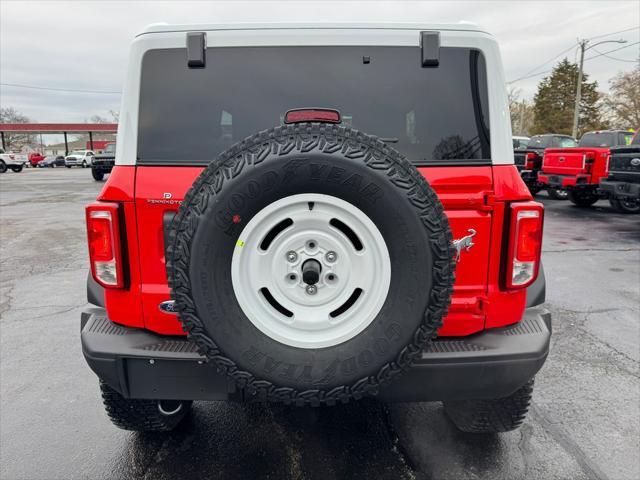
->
[[539, 130, 634, 207], [82, 23, 550, 433]]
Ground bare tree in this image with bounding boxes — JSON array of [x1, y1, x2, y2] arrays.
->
[[508, 88, 535, 136], [603, 67, 640, 129], [108, 110, 120, 123], [88, 114, 109, 124], [0, 107, 34, 151]]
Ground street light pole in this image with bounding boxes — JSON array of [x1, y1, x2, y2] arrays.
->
[[571, 40, 587, 139], [571, 38, 628, 139]]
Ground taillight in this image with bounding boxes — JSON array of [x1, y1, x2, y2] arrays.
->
[[525, 152, 536, 169], [86, 202, 124, 288], [505, 202, 544, 289], [284, 108, 341, 124], [584, 153, 595, 173]]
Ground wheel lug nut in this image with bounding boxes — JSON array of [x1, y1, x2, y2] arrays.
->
[[286, 251, 298, 262], [306, 285, 317, 295], [325, 251, 337, 263]]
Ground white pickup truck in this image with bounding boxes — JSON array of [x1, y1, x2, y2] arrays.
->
[[65, 150, 95, 168], [0, 148, 26, 173]]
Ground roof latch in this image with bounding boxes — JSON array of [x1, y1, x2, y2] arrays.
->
[[186, 32, 206, 68], [420, 31, 440, 67]]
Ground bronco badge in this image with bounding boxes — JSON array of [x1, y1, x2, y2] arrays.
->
[[453, 228, 477, 262]]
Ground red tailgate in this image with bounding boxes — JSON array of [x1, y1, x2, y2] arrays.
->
[[542, 148, 587, 175]]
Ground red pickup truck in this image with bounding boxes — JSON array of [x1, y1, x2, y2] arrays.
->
[[28, 152, 46, 167], [538, 130, 634, 207]]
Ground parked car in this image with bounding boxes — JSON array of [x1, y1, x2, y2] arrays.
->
[[65, 150, 94, 168], [82, 22, 549, 434], [599, 131, 640, 213], [514, 134, 576, 198], [38, 155, 67, 168], [28, 152, 47, 167], [538, 130, 634, 207], [0, 148, 26, 173], [91, 142, 115, 181], [512, 135, 530, 149]]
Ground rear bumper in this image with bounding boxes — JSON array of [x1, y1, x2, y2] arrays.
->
[[92, 160, 114, 173], [600, 180, 640, 199], [538, 173, 590, 188], [81, 307, 551, 402]]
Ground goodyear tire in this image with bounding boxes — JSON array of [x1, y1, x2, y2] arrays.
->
[[167, 124, 455, 406], [100, 381, 192, 432], [444, 379, 534, 433]]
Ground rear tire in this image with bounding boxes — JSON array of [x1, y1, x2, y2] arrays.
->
[[167, 123, 455, 405], [547, 188, 568, 200], [10, 165, 23, 173], [82, 160, 87, 168], [66, 165, 72, 168], [92, 168, 104, 181], [568, 190, 598, 207], [609, 197, 640, 214], [444, 379, 534, 433], [99, 381, 192, 432], [0, 160, 7, 173]]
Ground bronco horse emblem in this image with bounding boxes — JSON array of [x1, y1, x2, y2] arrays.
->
[[453, 229, 477, 262]]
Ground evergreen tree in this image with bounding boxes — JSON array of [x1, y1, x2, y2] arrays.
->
[[532, 59, 606, 136]]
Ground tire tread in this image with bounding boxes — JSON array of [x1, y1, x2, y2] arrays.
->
[[166, 123, 456, 406], [444, 379, 534, 433], [99, 381, 190, 432]]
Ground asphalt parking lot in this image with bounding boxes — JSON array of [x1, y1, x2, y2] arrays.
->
[[1, 167, 638, 480]]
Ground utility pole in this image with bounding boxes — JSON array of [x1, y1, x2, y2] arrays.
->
[[572, 39, 587, 139], [572, 38, 627, 139]]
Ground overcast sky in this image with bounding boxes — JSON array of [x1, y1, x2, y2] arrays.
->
[[1, 0, 639, 123]]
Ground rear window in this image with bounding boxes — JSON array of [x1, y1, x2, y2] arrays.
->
[[527, 136, 551, 149], [579, 132, 614, 147], [632, 133, 640, 145], [513, 137, 529, 149], [556, 137, 577, 148], [138, 46, 490, 165]]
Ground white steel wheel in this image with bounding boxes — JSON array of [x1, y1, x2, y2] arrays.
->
[[231, 194, 391, 349]]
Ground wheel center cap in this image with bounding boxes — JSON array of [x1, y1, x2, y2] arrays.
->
[[301, 259, 322, 285]]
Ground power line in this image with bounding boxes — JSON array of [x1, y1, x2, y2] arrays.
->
[[507, 41, 640, 84], [509, 43, 578, 84], [587, 26, 639, 41], [590, 47, 639, 63], [508, 26, 639, 84], [585, 41, 640, 61], [0, 82, 121, 94]]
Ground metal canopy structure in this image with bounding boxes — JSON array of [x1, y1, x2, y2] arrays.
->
[[0, 123, 118, 155]]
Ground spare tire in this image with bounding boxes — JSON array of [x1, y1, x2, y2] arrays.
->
[[167, 123, 455, 405]]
